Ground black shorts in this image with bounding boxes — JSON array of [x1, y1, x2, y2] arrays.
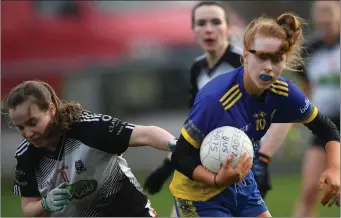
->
[[311, 115, 340, 148], [101, 178, 155, 217]]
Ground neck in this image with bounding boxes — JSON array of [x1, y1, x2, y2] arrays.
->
[[243, 67, 264, 97], [207, 41, 229, 68], [44, 136, 61, 152]]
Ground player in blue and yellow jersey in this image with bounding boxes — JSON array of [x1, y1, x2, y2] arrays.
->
[[170, 12, 340, 217]]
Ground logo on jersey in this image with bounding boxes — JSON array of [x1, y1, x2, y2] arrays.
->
[[14, 169, 28, 187], [67, 180, 98, 200], [240, 123, 251, 132], [75, 160, 87, 175], [40, 178, 54, 190], [299, 98, 311, 114], [177, 198, 191, 213], [57, 164, 69, 183], [252, 139, 260, 155], [257, 199, 265, 205]]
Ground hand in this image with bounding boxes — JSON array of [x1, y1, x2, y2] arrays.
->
[[319, 167, 340, 207], [41, 183, 72, 212], [252, 152, 272, 198], [143, 158, 174, 195], [215, 153, 253, 187]]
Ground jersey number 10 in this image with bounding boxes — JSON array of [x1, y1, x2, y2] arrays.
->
[[255, 118, 266, 131]]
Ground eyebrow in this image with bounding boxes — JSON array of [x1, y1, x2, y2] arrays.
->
[[14, 118, 35, 127], [197, 17, 222, 22], [249, 49, 284, 56]]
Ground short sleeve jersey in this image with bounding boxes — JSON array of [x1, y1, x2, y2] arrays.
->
[[13, 111, 151, 216], [170, 67, 318, 201]]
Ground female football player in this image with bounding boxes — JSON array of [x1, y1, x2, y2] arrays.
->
[[143, 2, 292, 207], [170, 11, 340, 217], [2, 80, 177, 217]]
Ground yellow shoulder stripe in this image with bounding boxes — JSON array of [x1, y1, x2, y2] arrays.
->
[[270, 88, 289, 97], [271, 84, 289, 92], [219, 84, 242, 110], [302, 106, 319, 124], [275, 80, 288, 87], [181, 128, 200, 149], [219, 84, 239, 103], [224, 92, 242, 110], [270, 81, 289, 97]]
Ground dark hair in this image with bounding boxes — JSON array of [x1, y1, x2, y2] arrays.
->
[[1, 80, 82, 131], [191, 1, 229, 28], [243, 12, 305, 70]]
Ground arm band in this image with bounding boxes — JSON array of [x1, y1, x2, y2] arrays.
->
[[304, 112, 340, 149], [171, 135, 201, 179]]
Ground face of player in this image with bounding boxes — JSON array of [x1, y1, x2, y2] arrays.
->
[[9, 99, 56, 149], [193, 5, 229, 55], [312, 1, 340, 40], [243, 35, 287, 90]]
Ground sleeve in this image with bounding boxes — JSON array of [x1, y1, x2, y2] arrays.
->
[[172, 95, 230, 179], [272, 80, 318, 123], [181, 95, 230, 149], [304, 112, 340, 147], [13, 156, 40, 197], [67, 111, 135, 154]]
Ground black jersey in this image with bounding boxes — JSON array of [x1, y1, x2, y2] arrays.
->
[[189, 44, 242, 107], [13, 110, 155, 217]]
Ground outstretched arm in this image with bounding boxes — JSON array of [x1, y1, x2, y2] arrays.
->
[[129, 125, 176, 151]]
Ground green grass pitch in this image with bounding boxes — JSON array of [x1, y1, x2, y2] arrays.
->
[[2, 174, 339, 217]]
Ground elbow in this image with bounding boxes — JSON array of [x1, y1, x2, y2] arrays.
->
[[171, 149, 194, 179], [170, 148, 183, 172], [171, 136, 202, 179]]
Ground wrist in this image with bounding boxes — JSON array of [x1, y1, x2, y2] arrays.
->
[[167, 138, 177, 151], [214, 174, 221, 188], [41, 196, 51, 212], [257, 152, 271, 164], [326, 141, 340, 169]]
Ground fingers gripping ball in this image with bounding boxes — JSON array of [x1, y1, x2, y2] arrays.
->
[[200, 126, 254, 173]]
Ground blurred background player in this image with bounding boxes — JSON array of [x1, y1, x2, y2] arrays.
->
[[2, 80, 177, 217], [294, 1, 340, 216]]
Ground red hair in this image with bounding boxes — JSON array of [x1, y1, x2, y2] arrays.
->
[[243, 13, 305, 70]]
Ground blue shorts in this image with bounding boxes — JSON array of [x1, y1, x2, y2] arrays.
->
[[173, 171, 268, 217]]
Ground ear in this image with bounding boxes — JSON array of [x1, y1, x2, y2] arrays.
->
[[242, 50, 248, 65], [48, 103, 56, 116]]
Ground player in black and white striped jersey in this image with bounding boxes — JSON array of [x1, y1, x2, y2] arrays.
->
[[3, 80, 177, 217]]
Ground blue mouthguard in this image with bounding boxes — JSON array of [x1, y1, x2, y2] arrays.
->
[[259, 74, 273, 81]]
